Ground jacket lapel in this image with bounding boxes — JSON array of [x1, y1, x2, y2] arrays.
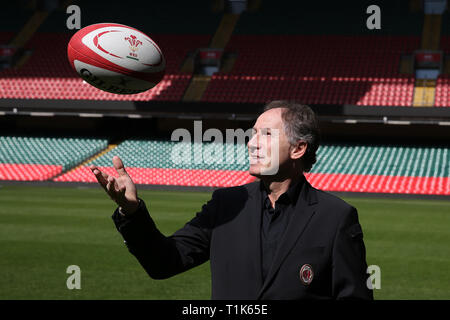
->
[[244, 181, 264, 296], [257, 178, 318, 299]]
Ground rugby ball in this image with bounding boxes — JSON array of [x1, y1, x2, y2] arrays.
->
[[67, 23, 165, 94]]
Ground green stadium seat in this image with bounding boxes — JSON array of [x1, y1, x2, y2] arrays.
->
[[0, 136, 108, 181]]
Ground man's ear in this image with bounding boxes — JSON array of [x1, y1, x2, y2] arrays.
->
[[291, 141, 307, 160]]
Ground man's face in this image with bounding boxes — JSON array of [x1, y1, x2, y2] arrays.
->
[[247, 108, 293, 177]]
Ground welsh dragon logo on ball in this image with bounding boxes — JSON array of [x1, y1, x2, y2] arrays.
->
[[125, 35, 142, 60]]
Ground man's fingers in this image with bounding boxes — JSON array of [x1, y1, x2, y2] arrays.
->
[[91, 162, 129, 206], [112, 156, 128, 177], [109, 175, 125, 194], [118, 185, 126, 197], [90, 165, 110, 189], [106, 176, 117, 196]]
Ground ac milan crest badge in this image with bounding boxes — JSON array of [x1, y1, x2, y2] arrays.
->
[[299, 264, 314, 285]]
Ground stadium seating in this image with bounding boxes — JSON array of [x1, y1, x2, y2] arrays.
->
[[0, 136, 107, 181], [51, 139, 450, 195], [202, 35, 418, 106], [306, 144, 449, 194], [0, 32, 208, 101], [88, 140, 249, 171], [2, 0, 443, 107], [0, 1, 428, 107], [200, 0, 423, 106], [435, 75, 450, 107], [0, 0, 221, 101], [434, 36, 450, 107], [54, 139, 255, 187], [0, 135, 447, 194]]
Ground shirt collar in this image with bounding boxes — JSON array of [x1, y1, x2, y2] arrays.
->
[[260, 175, 305, 206]]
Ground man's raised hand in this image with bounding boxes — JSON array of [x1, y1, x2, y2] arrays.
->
[[90, 155, 139, 215]]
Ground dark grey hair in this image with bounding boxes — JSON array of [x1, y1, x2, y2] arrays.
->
[[263, 100, 320, 172]]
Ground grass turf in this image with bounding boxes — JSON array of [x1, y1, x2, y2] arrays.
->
[[0, 185, 449, 300]]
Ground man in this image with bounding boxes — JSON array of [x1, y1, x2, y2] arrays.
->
[[91, 100, 373, 300]]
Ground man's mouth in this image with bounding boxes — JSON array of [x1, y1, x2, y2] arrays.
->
[[250, 155, 265, 161]]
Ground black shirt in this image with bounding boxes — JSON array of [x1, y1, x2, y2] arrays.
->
[[260, 177, 304, 282]]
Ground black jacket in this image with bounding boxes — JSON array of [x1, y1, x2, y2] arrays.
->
[[112, 177, 373, 300]]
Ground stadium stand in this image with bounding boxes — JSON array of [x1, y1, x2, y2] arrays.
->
[[0, 0, 436, 107], [0, 0, 222, 101], [0, 32, 206, 101], [306, 143, 449, 194], [0, 1, 449, 197], [54, 139, 255, 187], [0, 136, 107, 180], [433, 75, 450, 107], [50, 139, 450, 195], [202, 35, 418, 105], [200, 0, 425, 106], [434, 35, 450, 107]]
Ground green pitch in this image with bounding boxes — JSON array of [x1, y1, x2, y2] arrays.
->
[[0, 185, 449, 300]]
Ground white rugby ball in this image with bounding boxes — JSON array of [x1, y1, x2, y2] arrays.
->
[[67, 23, 165, 94]]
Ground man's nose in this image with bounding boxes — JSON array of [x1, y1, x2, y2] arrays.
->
[[248, 133, 257, 148]]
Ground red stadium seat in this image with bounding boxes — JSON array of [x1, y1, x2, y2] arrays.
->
[[0, 33, 207, 101]]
